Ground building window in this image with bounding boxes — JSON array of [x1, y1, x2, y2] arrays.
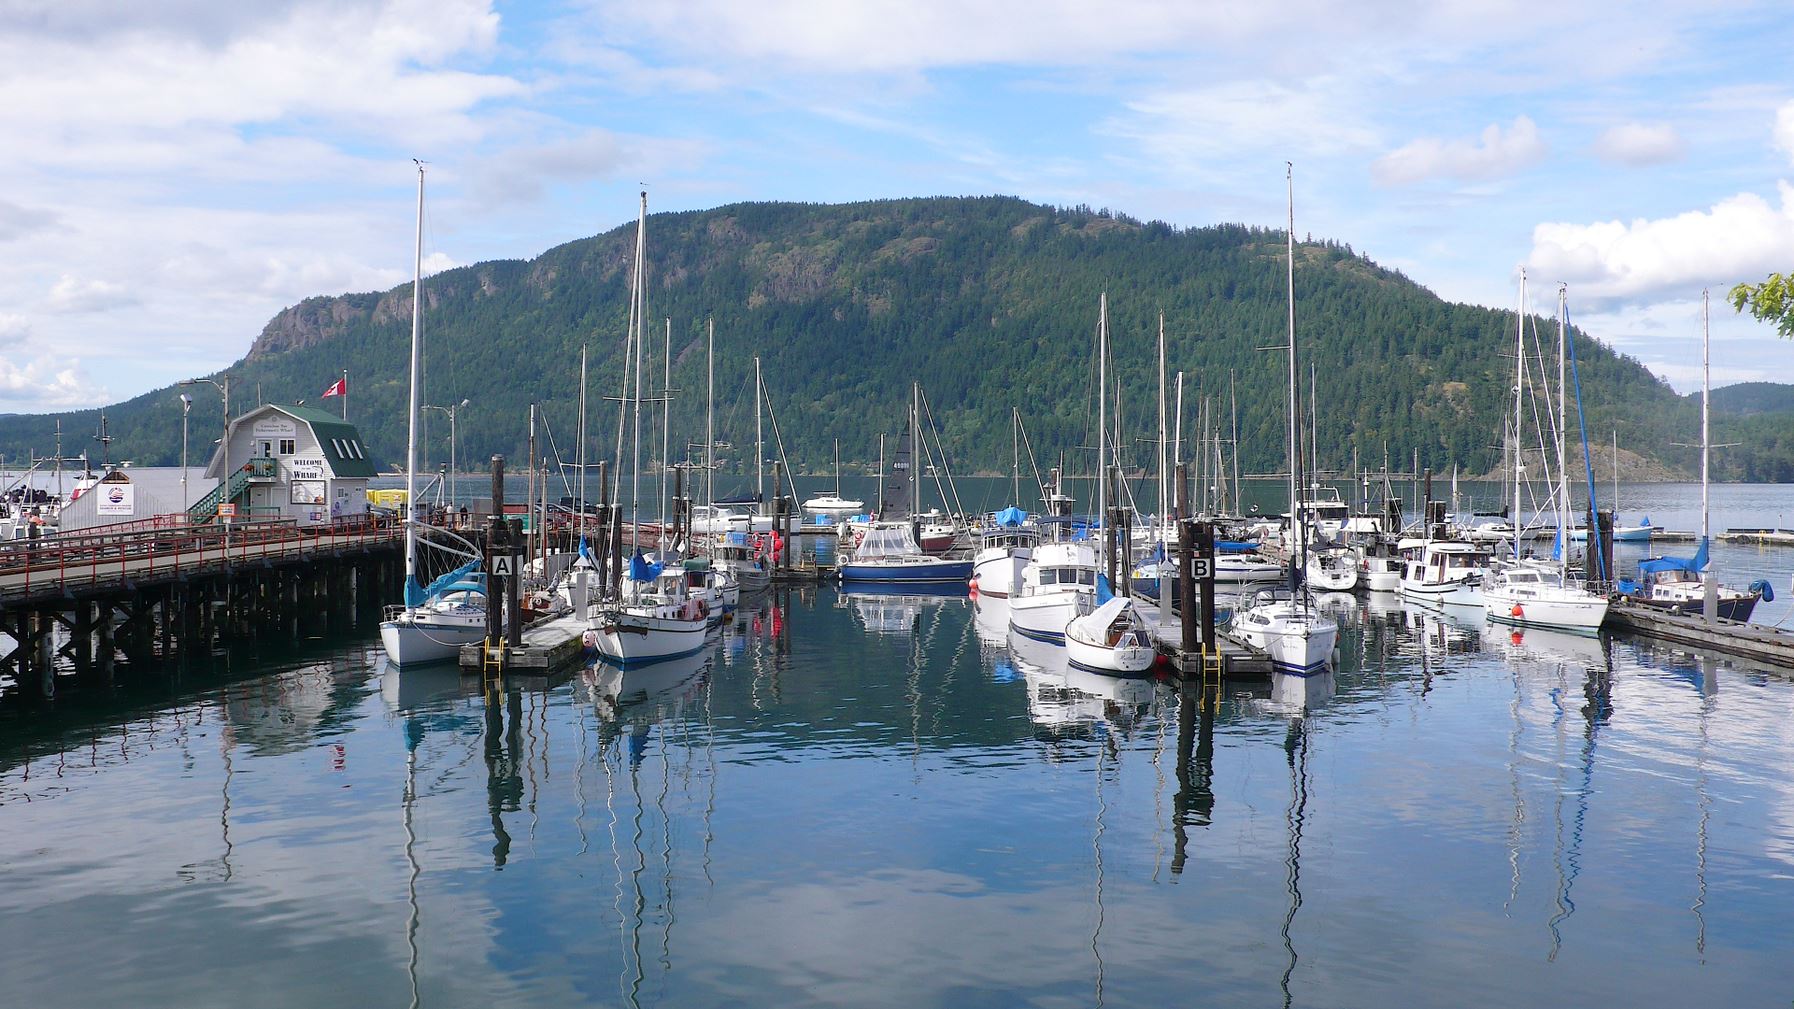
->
[[279, 438, 296, 456], [260, 441, 273, 458]]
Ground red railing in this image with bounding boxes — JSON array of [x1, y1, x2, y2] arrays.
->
[[0, 514, 404, 602]]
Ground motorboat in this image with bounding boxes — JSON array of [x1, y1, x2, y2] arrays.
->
[[1396, 539, 1492, 608], [970, 508, 1038, 598], [1008, 540, 1099, 643]]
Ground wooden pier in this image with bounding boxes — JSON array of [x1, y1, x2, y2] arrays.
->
[[0, 515, 405, 699], [458, 610, 588, 672], [1606, 599, 1794, 668]]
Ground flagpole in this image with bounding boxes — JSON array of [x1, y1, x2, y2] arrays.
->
[[342, 369, 349, 420]]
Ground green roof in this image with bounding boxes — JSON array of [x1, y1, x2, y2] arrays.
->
[[278, 405, 380, 478]]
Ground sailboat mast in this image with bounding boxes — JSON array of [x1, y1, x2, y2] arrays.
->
[[1512, 269, 1526, 561], [912, 381, 921, 516], [1098, 293, 1108, 529], [1174, 372, 1185, 513], [1556, 284, 1569, 581], [1157, 312, 1168, 526], [660, 318, 671, 552], [1285, 164, 1302, 592], [630, 191, 647, 544], [403, 161, 425, 582], [1701, 290, 1710, 546], [755, 356, 764, 509], [1230, 370, 1240, 515], [578, 344, 588, 543], [1012, 410, 1020, 505], [706, 319, 715, 515]]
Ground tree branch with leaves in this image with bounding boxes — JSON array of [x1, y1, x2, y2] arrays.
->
[[1731, 273, 1794, 337]]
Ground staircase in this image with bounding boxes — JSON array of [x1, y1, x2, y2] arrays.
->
[[188, 457, 276, 523]]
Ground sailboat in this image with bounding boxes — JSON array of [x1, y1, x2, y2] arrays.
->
[[801, 440, 864, 520], [838, 385, 973, 583], [1228, 165, 1339, 676], [1618, 291, 1771, 621], [587, 192, 710, 667], [1569, 431, 1653, 543], [1482, 279, 1609, 633], [970, 410, 1041, 599], [380, 163, 488, 666]]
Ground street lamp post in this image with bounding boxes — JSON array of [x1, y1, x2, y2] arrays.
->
[[180, 375, 231, 464], [180, 394, 192, 512], [423, 399, 470, 514]]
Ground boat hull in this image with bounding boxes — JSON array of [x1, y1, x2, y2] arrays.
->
[[1008, 591, 1091, 644], [839, 558, 973, 583], [1064, 628, 1155, 674], [380, 610, 487, 666], [1482, 588, 1609, 633], [586, 608, 709, 667]]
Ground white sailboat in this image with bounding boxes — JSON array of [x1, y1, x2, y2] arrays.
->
[[802, 440, 864, 520], [588, 191, 709, 667], [1064, 596, 1156, 674], [1482, 279, 1608, 633], [381, 163, 488, 666], [1229, 165, 1338, 676]]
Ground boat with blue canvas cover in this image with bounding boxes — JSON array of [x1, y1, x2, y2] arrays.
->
[[838, 522, 972, 583], [971, 505, 1037, 598]]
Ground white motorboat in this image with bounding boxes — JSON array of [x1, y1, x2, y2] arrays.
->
[[970, 513, 1038, 598], [1396, 539, 1492, 607], [1008, 540, 1099, 643], [1358, 551, 1402, 592], [1064, 596, 1156, 674], [712, 532, 770, 593]]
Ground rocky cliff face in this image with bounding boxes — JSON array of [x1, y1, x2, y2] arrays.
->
[[245, 292, 383, 360]]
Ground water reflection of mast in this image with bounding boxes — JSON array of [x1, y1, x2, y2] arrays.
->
[[1090, 732, 1114, 1009], [1504, 664, 1528, 912], [403, 719, 423, 1009], [1280, 717, 1310, 1009], [1546, 636, 1612, 961], [1693, 656, 1715, 961]]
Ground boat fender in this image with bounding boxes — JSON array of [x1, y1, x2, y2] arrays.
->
[[1751, 578, 1774, 603], [1510, 604, 1524, 619], [581, 629, 599, 650]]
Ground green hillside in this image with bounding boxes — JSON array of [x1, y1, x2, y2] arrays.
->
[[1697, 381, 1794, 417], [3, 196, 1785, 482]]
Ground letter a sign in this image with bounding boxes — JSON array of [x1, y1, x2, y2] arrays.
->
[[489, 553, 522, 577]]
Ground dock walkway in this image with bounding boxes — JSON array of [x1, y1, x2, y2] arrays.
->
[[1606, 599, 1794, 667]]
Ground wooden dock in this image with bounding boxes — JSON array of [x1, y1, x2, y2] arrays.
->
[[1606, 599, 1794, 668], [458, 611, 589, 672], [1140, 607, 1275, 676]]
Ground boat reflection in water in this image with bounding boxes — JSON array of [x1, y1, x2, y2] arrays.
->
[[839, 582, 968, 638]]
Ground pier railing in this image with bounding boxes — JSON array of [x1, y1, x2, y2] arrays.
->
[[0, 514, 404, 603]]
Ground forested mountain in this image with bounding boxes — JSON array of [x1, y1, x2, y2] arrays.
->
[[4, 196, 1790, 482], [1697, 381, 1794, 418]]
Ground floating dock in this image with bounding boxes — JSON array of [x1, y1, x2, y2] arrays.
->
[[1139, 607, 1275, 676], [1606, 599, 1794, 669], [458, 611, 588, 672]]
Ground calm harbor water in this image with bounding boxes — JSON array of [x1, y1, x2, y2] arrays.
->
[[5, 577, 1794, 1007]]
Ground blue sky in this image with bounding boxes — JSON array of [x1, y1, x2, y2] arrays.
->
[[2, 0, 1792, 414]]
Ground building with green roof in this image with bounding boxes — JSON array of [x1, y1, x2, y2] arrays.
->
[[200, 403, 375, 526]]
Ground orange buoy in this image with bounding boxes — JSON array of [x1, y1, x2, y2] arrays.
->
[[1510, 604, 1524, 618]]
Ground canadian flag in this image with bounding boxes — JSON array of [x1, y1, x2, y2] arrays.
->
[[321, 376, 348, 398]]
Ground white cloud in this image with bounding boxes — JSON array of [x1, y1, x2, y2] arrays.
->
[[1528, 181, 1794, 301], [1373, 116, 1547, 186], [0, 354, 108, 409], [46, 275, 138, 314], [1776, 100, 1794, 166], [0, 199, 57, 241], [1591, 122, 1685, 166], [1105, 78, 1380, 180], [467, 128, 709, 207], [0, 314, 28, 347]]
